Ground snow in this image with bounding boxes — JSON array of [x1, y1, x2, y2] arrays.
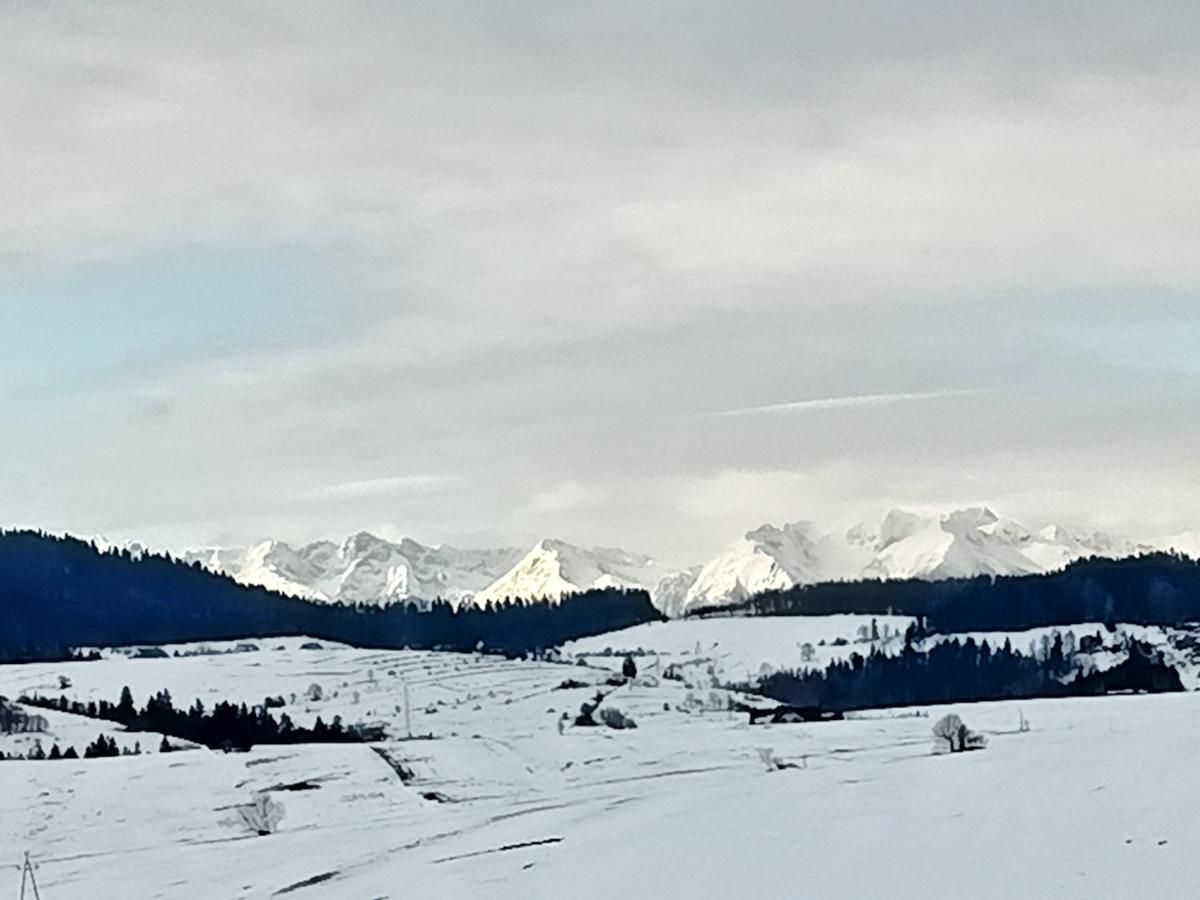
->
[[669, 507, 1151, 616], [183, 534, 526, 606], [183, 533, 669, 609], [0, 704, 178, 759], [4, 632, 1200, 899], [562, 614, 916, 683], [470, 539, 670, 607], [176, 511, 1182, 617], [665, 523, 834, 616]]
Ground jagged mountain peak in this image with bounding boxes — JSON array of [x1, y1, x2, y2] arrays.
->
[[179, 510, 1173, 617], [184, 533, 524, 607], [666, 507, 1147, 617], [469, 538, 667, 607]]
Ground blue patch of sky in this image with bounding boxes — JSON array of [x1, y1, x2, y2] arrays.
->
[[1065, 296, 1200, 381], [0, 242, 356, 399]]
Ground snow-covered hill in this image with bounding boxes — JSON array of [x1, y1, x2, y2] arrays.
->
[[469, 539, 670, 607], [184, 533, 525, 607], [5, 629, 1200, 899], [665, 508, 1149, 617]]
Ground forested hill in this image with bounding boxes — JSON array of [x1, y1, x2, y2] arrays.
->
[[700, 552, 1200, 632], [0, 530, 662, 662]]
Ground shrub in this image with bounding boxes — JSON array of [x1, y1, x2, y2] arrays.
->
[[598, 707, 637, 730], [555, 678, 590, 691], [574, 701, 598, 727]]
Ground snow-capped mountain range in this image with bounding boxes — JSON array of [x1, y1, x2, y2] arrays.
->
[[182, 508, 1192, 617], [659, 507, 1151, 617], [182, 534, 527, 607]]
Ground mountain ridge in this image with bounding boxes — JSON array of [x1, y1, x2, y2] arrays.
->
[[175, 507, 1181, 616]]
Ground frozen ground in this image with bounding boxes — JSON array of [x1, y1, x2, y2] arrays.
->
[[2, 630, 1199, 898]]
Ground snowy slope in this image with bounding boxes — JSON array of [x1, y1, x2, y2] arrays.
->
[[665, 522, 873, 616], [5, 634, 1200, 899], [184, 533, 524, 606], [867, 507, 1045, 580], [470, 539, 669, 606], [563, 614, 916, 684]]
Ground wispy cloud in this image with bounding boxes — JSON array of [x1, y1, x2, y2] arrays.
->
[[304, 474, 457, 500], [520, 480, 607, 516], [710, 389, 983, 417]]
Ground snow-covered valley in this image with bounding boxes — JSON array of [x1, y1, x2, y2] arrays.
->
[[4, 621, 1200, 898]]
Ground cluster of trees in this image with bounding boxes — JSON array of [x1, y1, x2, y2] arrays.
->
[[0, 733, 149, 761], [20, 687, 369, 751], [704, 553, 1200, 633], [753, 634, 1183, 712], [0, 530, 663, 662], [0, 697, 47, 734]]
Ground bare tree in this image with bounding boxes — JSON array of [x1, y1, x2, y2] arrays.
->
[[238, 793, 285, 836], [932, 714, 987, 753]]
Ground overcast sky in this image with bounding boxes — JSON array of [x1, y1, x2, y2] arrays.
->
[[3, 1, 1199, 564]]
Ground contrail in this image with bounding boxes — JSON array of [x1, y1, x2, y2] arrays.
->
[[711, 388, 982, 417]]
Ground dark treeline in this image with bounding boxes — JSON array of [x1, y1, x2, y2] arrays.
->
[[0, 735, 126, 761], [699, 553, 1200, 633], [754, 635, 1183, 712], [0, 530, 662, 662], [21, 687, 366, 751]]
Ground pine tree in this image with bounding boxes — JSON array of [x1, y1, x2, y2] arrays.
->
[[117, 686, 136, 723]]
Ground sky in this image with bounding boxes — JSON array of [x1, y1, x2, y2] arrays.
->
[[2, 1, 1199, 566]]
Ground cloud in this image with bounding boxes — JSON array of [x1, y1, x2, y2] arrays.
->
[[521, 481, 608, 516], [5, 3, 1200, 557], [304, 474, 457, 500], [673, 470, 813, 526]]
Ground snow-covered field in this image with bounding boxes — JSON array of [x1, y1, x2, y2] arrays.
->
[[3, 631, 1199, 898], [563, 614, 915, 683]]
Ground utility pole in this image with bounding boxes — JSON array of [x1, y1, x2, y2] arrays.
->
[[18, 851, 42, 900]]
